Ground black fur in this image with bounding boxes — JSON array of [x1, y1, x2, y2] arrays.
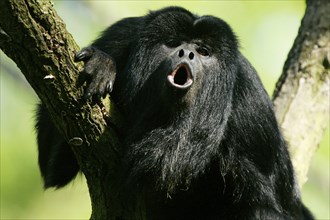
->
[[36, 7, 313, 219]]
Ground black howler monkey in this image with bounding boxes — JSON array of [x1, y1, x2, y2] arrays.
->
[[36, 6, 313, 220]]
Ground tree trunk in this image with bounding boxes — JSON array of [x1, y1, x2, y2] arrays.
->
[[0, 1, 122, 219], [0, 0, 329, 219], [272, 0, 330, 188]]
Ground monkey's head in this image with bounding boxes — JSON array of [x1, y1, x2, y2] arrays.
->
[[119, 8, 239, 117]]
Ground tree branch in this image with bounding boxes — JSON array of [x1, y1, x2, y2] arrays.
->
[[0, 0, 122, 204], [273, 0, 330, 187]]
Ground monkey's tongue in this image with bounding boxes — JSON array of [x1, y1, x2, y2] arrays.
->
[[167, 64, 193, 89]]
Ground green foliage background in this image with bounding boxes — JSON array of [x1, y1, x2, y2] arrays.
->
[[1, 1, 329, 219]]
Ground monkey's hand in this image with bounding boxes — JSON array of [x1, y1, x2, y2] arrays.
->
[[75, 46, 116, 100]]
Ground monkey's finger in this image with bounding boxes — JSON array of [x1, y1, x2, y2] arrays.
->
[[107, 81, 113, 93], [84, 78, 98, 100], [98, 78, 110, 98], [74, 47, 95, 62]]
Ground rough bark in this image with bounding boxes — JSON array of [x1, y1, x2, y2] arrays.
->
[[0, 0, 329, 219], [0, 1, 122, 219], [272, 0, 330, 188]]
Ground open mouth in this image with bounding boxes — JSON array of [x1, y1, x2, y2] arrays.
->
[[167, 64, 193, 89]]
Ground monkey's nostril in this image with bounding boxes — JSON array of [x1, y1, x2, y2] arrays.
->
[[189, 52, 194, 60], [178, 49, 184, 58]]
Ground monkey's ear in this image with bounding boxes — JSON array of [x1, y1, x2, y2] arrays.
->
[[36, 104, 80, 188]]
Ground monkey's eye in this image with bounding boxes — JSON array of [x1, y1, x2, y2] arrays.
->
[[165, 40, 181, 48], [196, 46, 210, 56]]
